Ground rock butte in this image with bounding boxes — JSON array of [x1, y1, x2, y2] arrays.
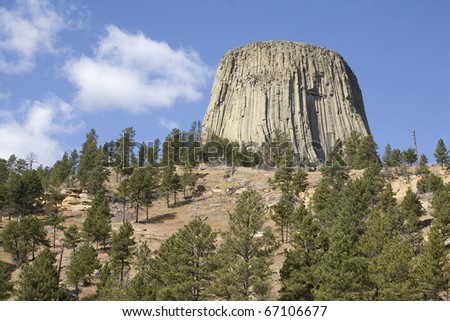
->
[[202, 41, 371, 164]]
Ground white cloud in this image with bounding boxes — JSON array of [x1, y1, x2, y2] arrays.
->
[[65, 25, 212, 113], [0, 96, 82, 166], [158, 117, 180, 131], [0, 0, 69, 73]]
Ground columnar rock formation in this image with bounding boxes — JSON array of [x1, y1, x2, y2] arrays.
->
[[202, 41, 371, 163]]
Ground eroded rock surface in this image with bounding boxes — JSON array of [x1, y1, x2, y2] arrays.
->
[[202, 41, 370, 163]]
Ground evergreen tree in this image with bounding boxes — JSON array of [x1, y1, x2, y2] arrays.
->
[[431, 185, 450, 238], [354, 135, 379, 169], [82, 189, 112, 249], [271, 190, 300, 243], [77, 129, 106, 194], [180, 159, 198, 198], [382, 144, 393, 167], [147, 139, 160, 167], [45, 186, 65, 248], [114, 127, 137, 177], [344, 131, 362, 168], [414, 225, 450, 300], [1, 215, 47, 264], [0, 261, 12, 300], [417, 173, 444, 194], [141, 166, 158, 221], [415, 154, 429, 176], [434, 138, 449, 169], [399, 188, 425, 250], [211, 190, 278, 300], [16, 247, 61, 300], [369, 236, 416, 300], [391, 148, 402, 167], [160, 160, 181, 208], [110, 221, 135, 284], [280, 213, 327, 300], [154, 218, 217, 300], [402, 148, 418, 166], [66, 243, 100, 300], [63, 224, 81, 252]]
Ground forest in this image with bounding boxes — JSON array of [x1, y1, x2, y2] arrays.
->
[[0, 123, 449, 301]]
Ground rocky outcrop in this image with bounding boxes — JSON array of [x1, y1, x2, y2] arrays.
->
[[202, 41, 370, 163]]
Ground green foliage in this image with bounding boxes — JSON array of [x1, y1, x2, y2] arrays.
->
[[0, 262, 12, 300], [344, 132, 379, 169], [160, 160, 181, 208], [66, 243, 100, 299], [369, 236, 416, 300], [77, 129, 107, 194], [417, 173, 444, 194], [211, 190, 278, 300], [415, 154, 429, 176], [434, 138, 449, 168], [431, 184, 450, 238], [44, 186, 65, 248], [63, 224, 81, 252], [1, 215, 47, 264], [16, 247, 61, 301], [414, 225, 450, 300], [180, 160, 198, 198], [382, 144, 393, 167], [154, 218, 217, 300], [110, 221, 135, 283], [402, 148, 418, 166], [390, 148, 402, 167], [399, 188, 424, 250], [128, 167, 158, 223], [82, 189, 112, 249], [280, 213, 327, 300]]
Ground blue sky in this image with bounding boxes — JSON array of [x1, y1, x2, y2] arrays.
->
[[0, 0, 449, 165]]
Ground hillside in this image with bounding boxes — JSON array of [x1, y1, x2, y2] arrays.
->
[[1, 163, 449, 300]]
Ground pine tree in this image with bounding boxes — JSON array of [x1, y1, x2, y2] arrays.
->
[[211, 190, 278, 300], [431, 184, 450, 238], [354, 135, 379, 169], [45, 186, 65, 248], [382, 144, 393, 167], [160, 160, 180, 208], [63, 224, 81, 252], [66, 243, 100, 300], [414, 225, 450, 300], [391, 148, 402, 167], [154, 218, 217, 300], [434, 138, 449, 169], [417, 173, 444, 194], [110, 221, 135, 284], [344, 131, 362, 168], [272, 190, 295, 242], [1, 215, 47, 264], [402, 148, 418, 166], [369, 236, 416, 300], [16, 247, 61, 300], [415, 154, 429, 176], [0, 261, 12, 300], [399, 188, 424, 250], [82, 189, 112, 249], [279, 213, 327, 300], [77, 129, 106, 194]]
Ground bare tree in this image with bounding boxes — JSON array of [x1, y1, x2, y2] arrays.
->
[[26, 152, 38, 170]]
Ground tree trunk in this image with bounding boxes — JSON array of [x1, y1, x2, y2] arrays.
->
[[75, 284, 79, 301], [166, 192, 170, 208], [122, 201, 126, 223], [135, 203, 139, 223], [174, 191, 177, 205], [146, 205, 149, 220], [53, 230, 57, 249], [58, 245, 64, 284]]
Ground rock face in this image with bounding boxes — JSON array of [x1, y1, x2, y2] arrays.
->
[[202, 41, 371, 163]]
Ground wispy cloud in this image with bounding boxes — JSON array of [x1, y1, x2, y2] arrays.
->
[[0, 0, 78, 74], [158, 117, 180, 131], [0, 96, 82, 165], [65, 25, 212, 113]]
